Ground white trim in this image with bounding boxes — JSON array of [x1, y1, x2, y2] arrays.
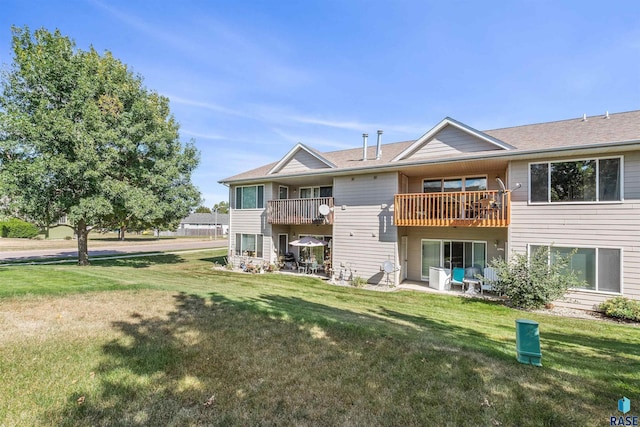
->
[[278, 186, 289, 200], [527, 155, 624, 204], [277, 233, 289, 256], [422, 174, 489, 192], [235, 232, 264, 258], [420, 239, 488, 281], [268, 143, 337, 175], [234, 184, 265, 209], [299, 186, 320, 198], [527, 243, 622, 294], [391, 117, 514, 162]]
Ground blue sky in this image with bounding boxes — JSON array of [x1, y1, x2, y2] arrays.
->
[[2, 1, 640, 207]]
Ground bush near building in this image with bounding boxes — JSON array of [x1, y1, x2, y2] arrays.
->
[[598, 297, 640, 322], [489, 246, 582, 309]]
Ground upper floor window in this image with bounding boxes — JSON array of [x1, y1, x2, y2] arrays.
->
[[300, 186, 332, 198], [423, 176, 487, 193], [235, 185, 264, 209], [279, 186, 289, 200], [529, 157, 621, 203]]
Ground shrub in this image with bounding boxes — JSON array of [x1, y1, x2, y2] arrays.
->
[[598, 297, 640, 322], [0, 218, 40, 239], [351, 276, 368, 288], [489, 246, 582, 310]]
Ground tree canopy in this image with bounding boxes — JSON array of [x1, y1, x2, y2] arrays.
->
[[195, 206, 212, 213], [0, 27, 201, 264], [213, 201, 229, 214]]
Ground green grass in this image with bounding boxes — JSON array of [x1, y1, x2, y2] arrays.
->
[[1, 249, 638, 426]]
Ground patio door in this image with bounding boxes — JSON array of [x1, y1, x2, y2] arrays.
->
[[278, 234, 288, 256], [444, 241, 486, 270], [421, 239, 487, 279], [421, 240, 442, 280], [400, 236, 408, 281]]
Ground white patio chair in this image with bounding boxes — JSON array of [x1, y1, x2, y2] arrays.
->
[[481, 267, 499, 295]]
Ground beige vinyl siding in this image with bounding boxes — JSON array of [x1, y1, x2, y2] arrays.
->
[[408, 125, 502, 160], [401, 227, 507, 282], [278, 150, 332, 174], [332, 172, 398, 285], [508, 152, 640, 309], [229, 183, 273, 261]]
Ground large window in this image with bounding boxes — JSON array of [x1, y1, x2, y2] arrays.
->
[[423, 176, 487, 193], [235, 233, 263, 257], [235, 185, 264, 209], [421, 239, 487, 279], [300, 186, 332, 198], [530, 245, 621, 293], [529, 157, 621, 203]]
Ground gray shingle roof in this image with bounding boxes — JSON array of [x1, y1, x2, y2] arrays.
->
[[485, 110, 640, 150], [221, 110, 640, 183]]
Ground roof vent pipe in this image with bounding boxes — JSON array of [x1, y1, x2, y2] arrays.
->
[[605, 111, 610, 119], [376, 130, 383, 160], [582, 113, 587, 121], [362, 133, 368, 161]]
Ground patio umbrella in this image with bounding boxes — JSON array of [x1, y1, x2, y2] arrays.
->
[[288, 236, 328, 247]]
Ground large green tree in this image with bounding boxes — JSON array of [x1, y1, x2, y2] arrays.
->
[[0, 27, 200, 264]]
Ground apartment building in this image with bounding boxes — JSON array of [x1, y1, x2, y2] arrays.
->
[[220, 111, 640, 310]]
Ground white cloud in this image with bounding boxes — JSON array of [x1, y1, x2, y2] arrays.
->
[[180, 129, 228, 141], [167, 95, 248, 118], [287, 113, 424, 136]]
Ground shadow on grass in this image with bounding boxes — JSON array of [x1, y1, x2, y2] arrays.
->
[[90, 253, 186, 268], [49, 291, 640, 426], [197, 254, 227, 265]]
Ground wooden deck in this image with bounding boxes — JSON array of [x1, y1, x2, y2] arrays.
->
[[394, 190, 510, 227]]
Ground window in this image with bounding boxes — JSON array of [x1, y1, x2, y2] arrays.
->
[[235, 185, 264, 209], [530, 245, 621, 293], [279, 186, 288, 200], [235, 233, 263, 257], [423, 176, 487, 193], [300, 186, 332, 198], [529, 157, 621, 203]]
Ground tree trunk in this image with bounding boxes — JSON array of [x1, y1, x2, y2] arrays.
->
[[119, 225, 126, 241], [77, 219, 90, 266]]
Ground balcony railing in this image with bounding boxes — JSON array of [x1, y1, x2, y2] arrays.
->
[[267, 197, 334, 225], [394, 190, 511, 227]]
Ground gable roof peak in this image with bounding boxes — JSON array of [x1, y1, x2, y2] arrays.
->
[[267, 142, 337, 175], [391, 116, 514, 162]]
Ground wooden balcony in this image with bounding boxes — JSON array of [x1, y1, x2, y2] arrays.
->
[[394, 190, 510, 227], [267, 197, 334, 225]]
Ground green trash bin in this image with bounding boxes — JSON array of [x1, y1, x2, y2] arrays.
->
[[515, 319, 542, 367]]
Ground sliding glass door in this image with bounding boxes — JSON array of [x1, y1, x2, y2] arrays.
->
[[422, 239, 487, 279], [421, 240, 442, 278]]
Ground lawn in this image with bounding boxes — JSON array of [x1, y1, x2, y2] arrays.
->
[[1, 249, 638, 426], [0, 234, 216, 252]]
